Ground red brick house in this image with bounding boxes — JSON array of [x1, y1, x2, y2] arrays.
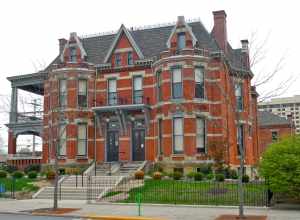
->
[[6, 10, 259, 175], [258, 111, 294, 157]]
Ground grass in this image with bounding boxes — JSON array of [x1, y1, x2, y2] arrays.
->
[[119, 179, 267, 206], [0, 177, 39, 193]]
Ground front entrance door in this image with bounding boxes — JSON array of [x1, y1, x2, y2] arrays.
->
[[107, 130, 119, 162], [132, 120, 145, 161]]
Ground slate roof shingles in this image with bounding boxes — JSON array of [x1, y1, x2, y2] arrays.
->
[[258, 111, 291, 127]]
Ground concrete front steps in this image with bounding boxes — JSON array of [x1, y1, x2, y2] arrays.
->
[[116, 161, 146, 176], [33, 187, 91, 200]]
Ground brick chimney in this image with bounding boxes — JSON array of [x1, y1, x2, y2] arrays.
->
[[58, 38, 67, 54], [241, 39, 250, 70], [212, 10, 227, 54]]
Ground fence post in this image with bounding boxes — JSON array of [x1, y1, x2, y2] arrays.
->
[[76, 174, 78, 188], [82, 172, 84, 187]]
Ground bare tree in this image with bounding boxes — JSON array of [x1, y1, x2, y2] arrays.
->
[[249, 31, 296, 102]]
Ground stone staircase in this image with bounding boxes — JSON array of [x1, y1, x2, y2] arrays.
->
[[33, 161, 146, 200]]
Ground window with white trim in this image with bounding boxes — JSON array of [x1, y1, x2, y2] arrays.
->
[[133, 76, 143, 104], [59, 79, 67, 108], [115, 53, 121, 66], [195, 67, 204, 98], [235, 83, 243, 111], [127, 52, 133, 65], [172, 68, 182, 99], [70, 47, 77, 62], [196, 118, 205, 153], [77, 124, 87, 156], [173, 117, 183, 154], [78, 79, 87, 107], [177, 33, 186, 50], [157, 70, 163, 102], [108, 79, 117, 105]]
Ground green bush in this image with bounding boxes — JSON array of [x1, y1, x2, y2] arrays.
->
[[28, 171, 38, 179], [186, 171, 196, 179], [1, 164, 17, 173], [152, 171, 162, 180], [215, 173, 225, 182], [58, 168, 66, 175], [242, 174, 250, 183], [46, 170, 56, 180], [229, 169, 238, 179], [197, 164, 212, 175], [194, 172, 204, 181], [24, 164, 41, 174], [153, 164, 163, 172], [12, 171, 24, 179], [206, 173, 214, 180], [0, 170, 7, 178], [172, 171, 183, 180]]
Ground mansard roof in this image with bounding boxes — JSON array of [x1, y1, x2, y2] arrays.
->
[[47, 20, 245, 70]]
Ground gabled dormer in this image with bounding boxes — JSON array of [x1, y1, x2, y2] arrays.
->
[[60, 32, 87, 63], [104, 24, 144, 67], [166, 16, 198, 51]]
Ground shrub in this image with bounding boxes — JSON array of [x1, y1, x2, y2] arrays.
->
[[28, 171, 37, 179], [0, 170, 7, 178], [134, 170, 144, 180], [206, 173, 214, 180], [24, 164, 41, 174], [12, 171, 24, 179], [194, 172, 204, 181], [215, 173, 225, 182], [153, 164, 163, 172], [242, 174, 250, 183], [46, 170, 56, 180], [229, 169, 238, 179], [197, 164, 213, 175], [187, 171, 196, 179], [152, 171, 162, 180], [172, 171, 183, 180], [58, 168, 66, 175], [1, 164, 17, 173]]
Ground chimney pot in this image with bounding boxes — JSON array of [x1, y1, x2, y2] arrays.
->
[[58, 38, 67, 54], [241, 39, 249, 52], [177, 16, 185, 25]]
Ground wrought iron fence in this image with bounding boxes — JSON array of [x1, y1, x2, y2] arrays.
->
[[0, 178, 16, 199], [87, 176, 269, 207]]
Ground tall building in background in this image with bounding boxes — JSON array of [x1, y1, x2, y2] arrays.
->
[[258, 95, 300, 134]]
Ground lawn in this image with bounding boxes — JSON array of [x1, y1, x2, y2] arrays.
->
[[0, 177, 39, 193], [119, 179, 268, 206]]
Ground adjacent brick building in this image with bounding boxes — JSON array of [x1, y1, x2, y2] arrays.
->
[[6, 10, 259, 175], [258, 111, 294, 157]]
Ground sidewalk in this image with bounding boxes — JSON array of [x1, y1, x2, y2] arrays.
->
[[0, 199, 299, 220]]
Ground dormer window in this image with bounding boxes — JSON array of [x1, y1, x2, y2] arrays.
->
[[70, 47, 77, 62], [127, 52, 133, 65], [115, 53, 121, 67], [177, 32, 186, 50]]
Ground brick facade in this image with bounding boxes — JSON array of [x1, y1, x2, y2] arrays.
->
[[8, 10, 259, 175]]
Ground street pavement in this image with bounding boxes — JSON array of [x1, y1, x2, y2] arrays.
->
[[0, 199, 299, 220]]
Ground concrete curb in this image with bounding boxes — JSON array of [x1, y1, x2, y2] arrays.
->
[[0, 211, 83, 219]]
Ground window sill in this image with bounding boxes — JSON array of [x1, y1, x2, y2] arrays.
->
[[58, 156, 66, 160]]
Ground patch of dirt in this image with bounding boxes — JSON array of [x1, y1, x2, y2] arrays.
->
[[215, 215, 267, 220], [33, 179, 52, 188], [30, 208, 80, 215], [98, 192, 129, 202], [15, 191, 34, 200]]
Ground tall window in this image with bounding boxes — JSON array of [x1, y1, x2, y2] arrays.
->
[[133, 76, 143, 104], [158, 119, 163, 155], [59, 79, 67, 108], [115, 53, 121, 67], [59, 124, 66, 156], [78, 80, 87, 107], [196, 118, 205, 153], [70, 47, 77, 62], [127, 52, 133, 65], [108, 79, 117, 105], [173, 117, 183, 154], [157, 70, 163, 101], [195, 67, 205, 98], [237, 124, 244, 156], [172, 68, 182, 99], [77, 124, 87, 156], [235, 83, 243, 111], [177, 33, 186, 50]]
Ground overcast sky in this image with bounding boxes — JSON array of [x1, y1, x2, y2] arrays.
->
[[0, 0, 299, 151]]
